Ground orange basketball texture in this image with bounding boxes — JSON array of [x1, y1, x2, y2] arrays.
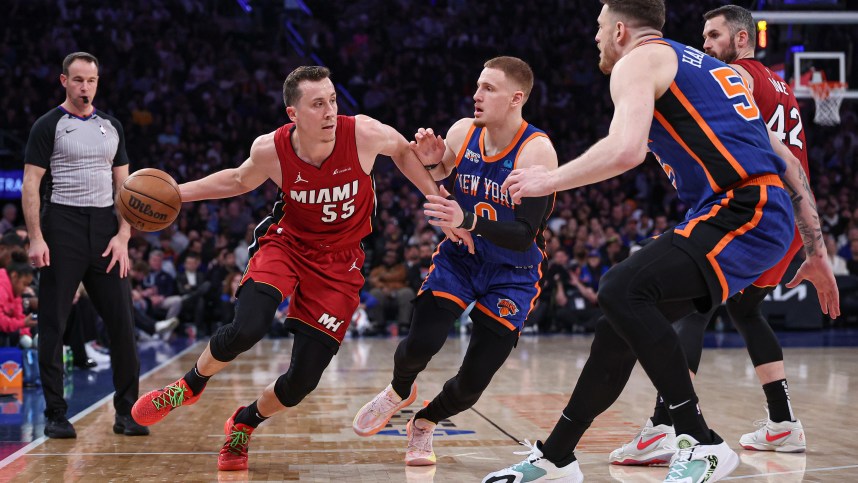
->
[[116, 168, 181, 232]]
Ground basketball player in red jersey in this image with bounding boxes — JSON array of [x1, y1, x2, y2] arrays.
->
[[130, 66, 450, 472], [703, 5, 809, 452], [608, 5, 814, 466]]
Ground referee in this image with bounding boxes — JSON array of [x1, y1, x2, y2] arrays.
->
[[22, 52, 148, 438]]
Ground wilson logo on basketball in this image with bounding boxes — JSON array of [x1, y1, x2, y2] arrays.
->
[[128, 195, 168, 221], [497, 299, 518, 318]]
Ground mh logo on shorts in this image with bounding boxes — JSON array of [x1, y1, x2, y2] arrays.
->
[[318, 313, 344, 332], [497, 299, 518, 318]]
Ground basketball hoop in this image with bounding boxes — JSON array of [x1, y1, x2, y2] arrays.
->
[[809, 81, 847, 126]]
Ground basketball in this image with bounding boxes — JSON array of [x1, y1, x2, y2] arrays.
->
[[115, 168, 181, 232]]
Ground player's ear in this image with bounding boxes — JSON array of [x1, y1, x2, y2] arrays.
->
[[511, 90, 525, 107], [615, 21, 625, 43], [736, 29, 750, 49], [285, 106, 297, 122]]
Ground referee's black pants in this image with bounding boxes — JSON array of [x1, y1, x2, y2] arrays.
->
[[38, 204, 139, 418]]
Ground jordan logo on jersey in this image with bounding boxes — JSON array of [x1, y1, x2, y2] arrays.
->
[[497, 299, 519, 318], [295, 172, 308, 183], [348, 259, 360, 272]]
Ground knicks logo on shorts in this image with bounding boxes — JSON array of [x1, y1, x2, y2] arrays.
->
[[497, 299, 519, 318]]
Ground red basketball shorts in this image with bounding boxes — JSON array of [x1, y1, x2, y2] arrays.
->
[[240, 233, 365, 346], [752, 226, 802, 288]]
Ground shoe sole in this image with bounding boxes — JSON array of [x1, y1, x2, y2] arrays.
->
[[711, 449, 741, 481], [405, 457, 437, 466], [740, 443, 806, 453], [353, 385, 417, 437], [609, 456, 671, 466], [44, 431, 77, 439], [218, 461, 248, 471]]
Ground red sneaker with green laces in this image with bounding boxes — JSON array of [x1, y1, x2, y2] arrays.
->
[[131, 377, 204, 426], [218, 407, 255, 471]]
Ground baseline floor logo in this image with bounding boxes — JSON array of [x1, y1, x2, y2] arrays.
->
[[376, 409, 476, 436]]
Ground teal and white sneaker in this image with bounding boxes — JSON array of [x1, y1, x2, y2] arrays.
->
[[664, 433, 740, 482], [482, 440, 583, 483]]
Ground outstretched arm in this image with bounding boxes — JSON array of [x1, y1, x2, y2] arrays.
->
[[355, 115, 440, 198], [501, 50, 658, 202], [180, 133, 278, 202]]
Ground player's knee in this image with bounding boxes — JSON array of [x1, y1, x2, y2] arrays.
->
[[456, 370, 493, 396], [591, 318, 637, 364], [210, 281, 280, 361], [597, 266, 630, 307], [273, 371, 320, 407]]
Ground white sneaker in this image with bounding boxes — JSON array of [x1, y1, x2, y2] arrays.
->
[[155, 317, 180, 338], [739, 418, 806, 453], [664, 433, 739, 483], [482, 440, 584, 483], [609, 419, 676, 466], [405, 417, 436, 466], [84, 342, 111, 362], [353, 383, 417, 437]]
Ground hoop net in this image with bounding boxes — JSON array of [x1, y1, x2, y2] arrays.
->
[[809, 81, 847, 126]]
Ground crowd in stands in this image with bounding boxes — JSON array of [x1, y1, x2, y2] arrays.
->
[[1, 0, 857, 351]]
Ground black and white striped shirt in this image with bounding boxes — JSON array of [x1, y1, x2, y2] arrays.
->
[[24, 106, 129, 208]]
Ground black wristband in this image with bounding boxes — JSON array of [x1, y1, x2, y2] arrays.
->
[[458, 211, 476, 230], [446, 194, 456, 200], [424, 162, 440, 171]]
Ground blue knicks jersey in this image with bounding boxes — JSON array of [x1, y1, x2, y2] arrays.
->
[[453, 121, 552, 266], [646, 38, 787, 217]]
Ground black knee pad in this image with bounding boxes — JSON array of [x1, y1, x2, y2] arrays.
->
[[273, 367, 322, 407], [209, 281, 281, 362]]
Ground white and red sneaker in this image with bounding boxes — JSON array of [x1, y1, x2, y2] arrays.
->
[[739, 418, 806, 453], [608, 418, 676, 466]]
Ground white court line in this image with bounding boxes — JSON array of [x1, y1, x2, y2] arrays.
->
[[27, 448, 406, 456], [723, 464, 858, 479], [0, 340, 203, 471]]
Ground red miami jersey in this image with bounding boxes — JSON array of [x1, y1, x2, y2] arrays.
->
[[734, 59, 810, 287], [734, 59, 809, 177], [270, 115, 374, 249]]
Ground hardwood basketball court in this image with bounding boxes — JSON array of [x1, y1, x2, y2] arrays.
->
[[1, 335, 856, 481]]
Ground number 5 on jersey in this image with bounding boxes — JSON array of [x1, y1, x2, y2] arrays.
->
[[321, 200, 355, 223], [711, 67, 760, 121]]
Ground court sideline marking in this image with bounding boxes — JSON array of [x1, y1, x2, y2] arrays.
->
[[0, 340, 203, 470]]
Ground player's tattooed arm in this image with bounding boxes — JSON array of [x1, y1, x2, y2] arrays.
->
[[770, 125, 823, 258], [782, 170, 822, 257]]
